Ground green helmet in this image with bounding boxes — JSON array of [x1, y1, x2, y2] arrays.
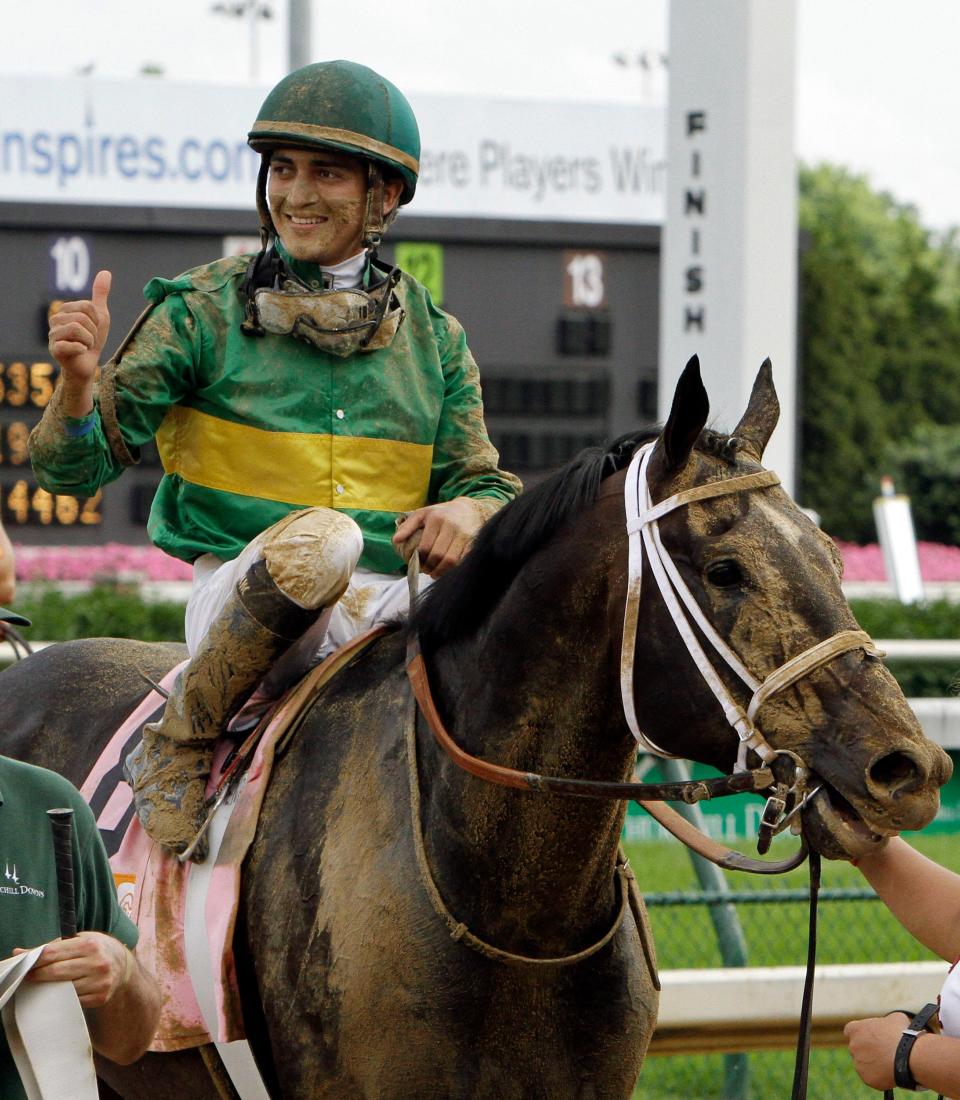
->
[[248, 60, 420, 204]]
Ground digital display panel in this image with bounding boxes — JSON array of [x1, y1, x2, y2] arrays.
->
[[0, 360, 58, 410], [1, 478, 103, 527]]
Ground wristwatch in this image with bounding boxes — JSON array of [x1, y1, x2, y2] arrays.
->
[[893, 1002, 939, 1091]]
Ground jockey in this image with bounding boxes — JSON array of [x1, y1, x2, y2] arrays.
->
[[29, 60, 521, 860]]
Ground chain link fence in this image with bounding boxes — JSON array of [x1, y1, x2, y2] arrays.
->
[[630, 887, 943, 1099]]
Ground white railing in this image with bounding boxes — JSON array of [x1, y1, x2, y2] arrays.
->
[[8, 638, 959, 659], [650, 960, 946, 1054], [7, 639, 960, 748], [879, 639, 960, 659]]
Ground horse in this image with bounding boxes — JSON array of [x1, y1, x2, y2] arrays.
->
[[0, 358, 950, 1099]]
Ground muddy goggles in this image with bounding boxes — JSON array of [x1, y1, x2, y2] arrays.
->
[[241, 248, 404, 357]]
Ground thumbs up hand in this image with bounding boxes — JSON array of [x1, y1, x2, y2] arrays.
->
[[48, 269, 112, 416]]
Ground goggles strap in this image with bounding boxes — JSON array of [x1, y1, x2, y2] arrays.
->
[[363, 162, 388, 250], [240, 238, 287, 336], [254, 156, 273, 243]]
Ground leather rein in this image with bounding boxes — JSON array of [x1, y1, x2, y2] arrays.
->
[[407, 637, 802, 875], [405, 441, 882, 874], [402, 441, 877, 1098]]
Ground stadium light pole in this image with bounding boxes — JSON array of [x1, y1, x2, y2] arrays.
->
[[289, 0, 313, 71], [210, 1, 275, 81]]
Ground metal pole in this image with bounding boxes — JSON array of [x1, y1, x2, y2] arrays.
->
[[250, 3, 259, 81], [659, 758, 749, 1100], [288, 0, 312, 71]]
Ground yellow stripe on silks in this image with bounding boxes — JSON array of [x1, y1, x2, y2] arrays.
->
[[156, 406, 432, 513]]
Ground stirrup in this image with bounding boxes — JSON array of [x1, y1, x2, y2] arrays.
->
[[177, 785, 233, 863]]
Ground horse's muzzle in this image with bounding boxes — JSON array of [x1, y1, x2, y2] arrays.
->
[[801, 741, 953, 860]]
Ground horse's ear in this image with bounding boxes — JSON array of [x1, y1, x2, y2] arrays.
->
[[660, 355, 710, 470], [732, 358, 780, 460]]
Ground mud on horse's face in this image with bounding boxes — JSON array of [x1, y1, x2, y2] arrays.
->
[[633, 357, 951, 860]]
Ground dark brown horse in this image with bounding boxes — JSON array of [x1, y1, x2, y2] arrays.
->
[[0, 360, 950, 1098]]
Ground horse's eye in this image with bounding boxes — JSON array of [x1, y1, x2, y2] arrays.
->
[[705, 559, 744, 588]]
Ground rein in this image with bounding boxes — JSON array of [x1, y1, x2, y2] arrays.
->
[[1, 624, 32, 661], [403, 441, 884, 1098], [403, 687, 640, 967], [407, 638, 773, 803], [407, 635, 805, 881]]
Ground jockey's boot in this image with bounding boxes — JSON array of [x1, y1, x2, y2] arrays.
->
[[125, 507, 362, 860]]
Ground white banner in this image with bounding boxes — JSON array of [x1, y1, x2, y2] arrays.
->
[[0, 77, 664, 224]]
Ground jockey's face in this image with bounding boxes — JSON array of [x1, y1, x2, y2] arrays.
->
[[267, 147, 400, 266]]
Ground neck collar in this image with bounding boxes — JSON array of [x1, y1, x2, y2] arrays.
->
[[274, 238, 369, 290]]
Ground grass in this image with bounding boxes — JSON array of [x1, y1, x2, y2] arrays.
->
[[633, 1048, 882, 1099], [624, 833, 959, 969], [624, 833, 958, 1097]]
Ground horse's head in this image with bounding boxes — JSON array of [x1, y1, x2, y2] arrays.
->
[[631, 356, 952, 860]]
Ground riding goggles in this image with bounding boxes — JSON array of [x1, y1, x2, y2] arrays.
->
[[244, 256, 404, 357]]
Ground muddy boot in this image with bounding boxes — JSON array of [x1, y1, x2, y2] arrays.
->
[[123, 734, 214, 860], [125, 508, 362, 859]]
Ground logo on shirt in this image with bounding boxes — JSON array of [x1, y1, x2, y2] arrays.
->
[[0, 861, 44, 899]]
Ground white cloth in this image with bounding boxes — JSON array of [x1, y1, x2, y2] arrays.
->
[[939, 957, 960, 1036], [321, 251, 366, 290], [187, 552, 429, 696], [0, 946, 98, 1099], [183, 782, 270, 1099]]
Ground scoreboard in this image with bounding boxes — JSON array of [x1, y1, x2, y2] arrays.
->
[[0, 357, 105, 530], [0, 352, 173, 538]]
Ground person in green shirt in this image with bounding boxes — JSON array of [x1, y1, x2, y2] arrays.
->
[[29, 60, 521, 860], [0, 747, 160, 1096]]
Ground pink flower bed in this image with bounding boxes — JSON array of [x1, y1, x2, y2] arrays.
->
[[13, 543, 193, 582], [12, 540, 960, 585], [832, 541, 960, 582]]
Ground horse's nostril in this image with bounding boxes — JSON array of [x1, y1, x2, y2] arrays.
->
[[870, 751, 922, 794]]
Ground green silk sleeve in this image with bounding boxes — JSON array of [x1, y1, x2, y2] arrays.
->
[[428, 313, 522, 507]]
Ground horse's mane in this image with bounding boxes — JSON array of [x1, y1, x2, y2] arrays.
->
[[412, 428, 659, 650], [413, 426, 744, 650]]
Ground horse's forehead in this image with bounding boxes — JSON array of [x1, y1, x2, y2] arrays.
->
[[684, 482, 830, 562], [748, 495, 807, 549]]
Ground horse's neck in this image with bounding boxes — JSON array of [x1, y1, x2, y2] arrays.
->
[[420, 564, 634, 956]]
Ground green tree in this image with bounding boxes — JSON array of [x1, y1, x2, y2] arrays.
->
[[882, 425, 960, 545], [798, 164, 960, 541]]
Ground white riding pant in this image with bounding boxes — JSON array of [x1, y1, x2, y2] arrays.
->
[[185, 521, 430, 698]]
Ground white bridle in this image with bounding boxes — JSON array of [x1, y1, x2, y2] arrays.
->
[[620, 442, 882, 772]]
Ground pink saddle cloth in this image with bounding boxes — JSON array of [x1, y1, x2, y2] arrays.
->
[[79, 628, 386, 1052]]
